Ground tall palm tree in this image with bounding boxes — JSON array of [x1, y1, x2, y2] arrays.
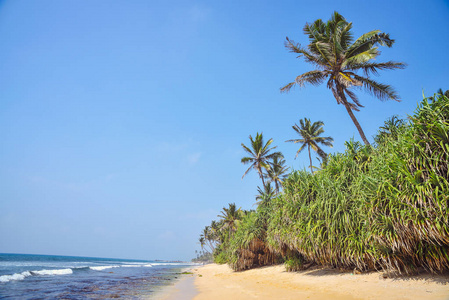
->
[[281, 12, 406, 146], [217, 203, 243, 235], [286, 118, 333, 173], [241, 132, 282, 186], [265, 155, 289, 192], [198, 236, 206, 251], [199, 226, 212, 253]]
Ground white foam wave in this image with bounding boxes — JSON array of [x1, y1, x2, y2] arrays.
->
[[0, 271, 32, 283], [121, 264, 143, 268], [91, 264, 154, 269], [90, 266, 119, 271], [31, 268, 73, 276], [150, 262, 191, 266]]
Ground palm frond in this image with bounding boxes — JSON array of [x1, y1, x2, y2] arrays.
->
[[242, 164, 255, 179], [294, 143, 307, 158], [241, 143, 255, 156], [347, 31, 395, 58], [284, 37, 327, 68], [343, 47, 379, 66], [346, 61, 407, 76], [241, 156, 253, 164], [281, 70, 328, 93], [344, 88, 364, 109], [352, 74, 401, 101]]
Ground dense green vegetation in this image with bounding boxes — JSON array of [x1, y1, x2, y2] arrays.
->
[[192, 250, 213, 263], [197, 92, 448, 274], [267, 93, 449, 274]]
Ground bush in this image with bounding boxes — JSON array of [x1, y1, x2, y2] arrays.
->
[[284, 256, 305, 272], [265, 93, 449, 274]]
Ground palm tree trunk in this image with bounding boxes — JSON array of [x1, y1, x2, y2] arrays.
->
[[308, 144, 313, 173], [337, 88, 371, 146], [342, 102, 370, 146]]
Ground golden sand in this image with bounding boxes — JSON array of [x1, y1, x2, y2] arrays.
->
[[191, 264, 449, 300]]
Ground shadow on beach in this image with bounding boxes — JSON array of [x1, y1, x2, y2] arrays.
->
[[286, 264, 449, 285]]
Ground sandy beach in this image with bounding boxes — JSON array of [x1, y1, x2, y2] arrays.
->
[[187, 264, 449, 300]]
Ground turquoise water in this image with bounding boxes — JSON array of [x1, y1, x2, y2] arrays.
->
[[0, 253, 194, 299]]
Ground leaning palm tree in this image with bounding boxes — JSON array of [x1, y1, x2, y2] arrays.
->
[[199, 226, 215, 254], [199, 236, 206, 251], [286, 118, 333, 173], [281, 12, 406, 146], [241, 133, 282, 186], [265, 155, 289, 192]]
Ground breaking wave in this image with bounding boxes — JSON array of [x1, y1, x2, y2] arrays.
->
[[89, 265, 119, 271], [0, 268, 73, 283]]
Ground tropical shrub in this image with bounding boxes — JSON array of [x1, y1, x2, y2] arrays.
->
[[284, 256, 306, 272], [369, 94, 449, 273], [200, 92, 448, 275], [264, 93, 449, 274], [228, 208, 282, 271]]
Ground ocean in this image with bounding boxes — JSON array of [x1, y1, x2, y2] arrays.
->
[[0, 253, 195, 299]]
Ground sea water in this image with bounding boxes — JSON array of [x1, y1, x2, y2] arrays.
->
[[0, 253, 194, 299]]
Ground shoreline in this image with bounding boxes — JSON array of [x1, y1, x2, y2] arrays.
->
[[153, 267, 198, 300], [188, 263, 449, 299]]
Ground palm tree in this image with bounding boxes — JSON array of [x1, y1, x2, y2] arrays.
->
[[217, 203, 243, 235], [241, 133, 282, 186], [281, 12, 406, 146], [255, 183, 276, 207], [265, 155, 289, 192], [199, 226, 214, 253], [199, 236, 206, 251], [286, 118, 333, 173]]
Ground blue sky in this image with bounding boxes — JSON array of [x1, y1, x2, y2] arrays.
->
[[1, 0, 448, 261]]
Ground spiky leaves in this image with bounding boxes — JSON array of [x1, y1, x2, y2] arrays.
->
[[255, 183, 276, 207], [241, 133, 282, 186], [286, 118, 333, 173], [281, 11, 406, 145], [267, 93, 449, 274], [265, 155, 289, 193], [217, 203, 244, 236]]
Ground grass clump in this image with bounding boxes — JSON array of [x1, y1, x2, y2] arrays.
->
[[284, 256, 305, 272]]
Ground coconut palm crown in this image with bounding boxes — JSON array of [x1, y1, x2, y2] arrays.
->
[[241, 132, 282, 186], [265, 155, 289, 192], [217, 203, 243, 235], [286, 118, 333, 172], [255, 183, 276, 207], [281, 11, 406, 145]]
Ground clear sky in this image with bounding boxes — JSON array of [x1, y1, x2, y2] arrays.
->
[[1, 0, 448, 261]]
